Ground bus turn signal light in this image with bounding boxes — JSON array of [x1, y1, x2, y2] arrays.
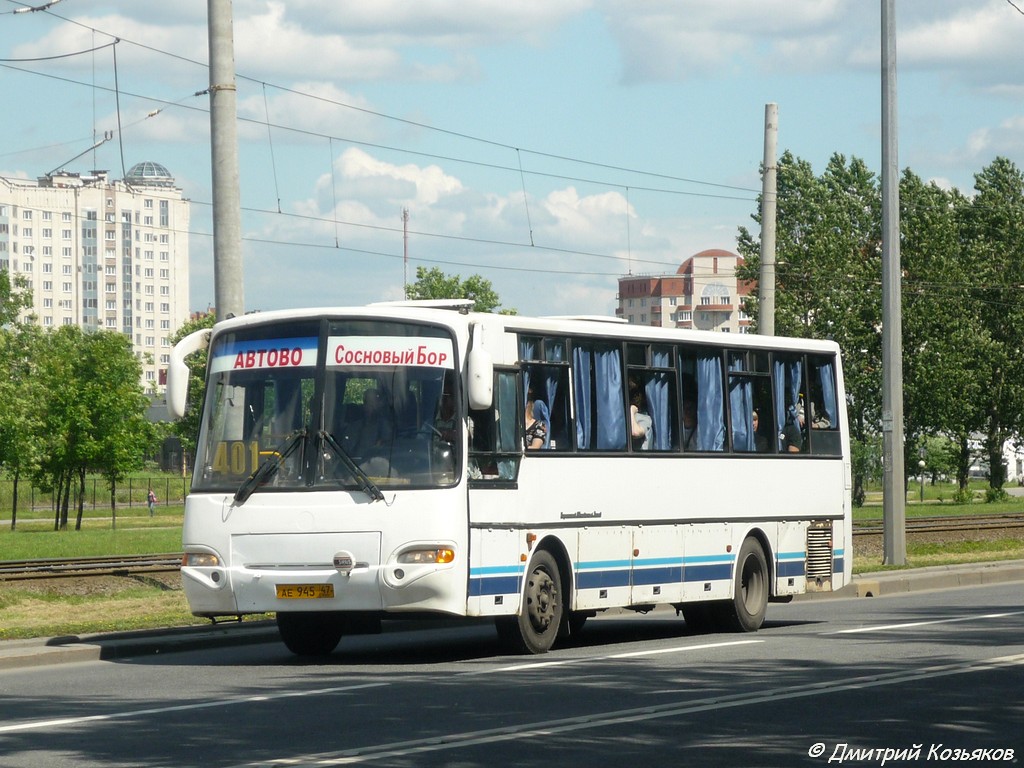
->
[[397, 548, 455, 565], [183, 552, 220, 568]]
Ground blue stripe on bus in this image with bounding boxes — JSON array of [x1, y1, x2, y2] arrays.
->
[[776, 560, 805, 577], [469, 575, 521, 597], [776, 551, 806, 578], [631, 565, 685, 585], [684, 563, 734, 582]]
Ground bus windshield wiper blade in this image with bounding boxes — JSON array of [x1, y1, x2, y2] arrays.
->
[[319, 430, 385, 502], [234, 428, 307, 505]]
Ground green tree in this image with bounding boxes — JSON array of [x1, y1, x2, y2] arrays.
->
[[899, 171, 987, 492], [79, 331, 155, 530], [0, 322, 45, 529], [738, 152, 882, 503], [405, 266, 516, 314], [958, 157, 1024, 493], [0, 269, 33, 326]]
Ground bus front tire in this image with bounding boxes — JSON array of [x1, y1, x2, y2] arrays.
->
[[496, 549, 564, 654], [276, 611, 344, 656], [719, 537, 769, 632]]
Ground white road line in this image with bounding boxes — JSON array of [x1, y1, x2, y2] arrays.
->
[[239, 653, 1024, 766], [472, 639, 763, 674], [832, 610, 1024, 634], [0, 682, 387, 735]]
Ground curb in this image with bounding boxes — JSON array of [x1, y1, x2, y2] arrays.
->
[[0, 621, 278, 672], [3, 561, 1023, 671], [850, 559, 1024, 598]]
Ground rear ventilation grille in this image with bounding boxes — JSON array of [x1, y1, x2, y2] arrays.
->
[[806, 521, 834, 590]]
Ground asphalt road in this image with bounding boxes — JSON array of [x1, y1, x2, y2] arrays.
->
[[1, 581, 1022, 768]]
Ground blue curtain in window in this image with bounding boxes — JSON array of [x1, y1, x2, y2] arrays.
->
[[729, 362, 754, 452], [645, 350, 672, 451], [574, 346, 592, 449], [696, 353, 725, 451], [595, 348, 625, 450], [773, 358, 803, 451], [818, 361, 837, 426], [644, 373, 671, 451]]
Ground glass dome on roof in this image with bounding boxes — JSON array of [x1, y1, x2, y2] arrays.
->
[[125, 161, 175, 187]]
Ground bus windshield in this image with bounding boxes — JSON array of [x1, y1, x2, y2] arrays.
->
[[192, 318, 460, 494]]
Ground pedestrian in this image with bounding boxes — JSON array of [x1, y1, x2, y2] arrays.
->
[[147, 489, 157, 517]]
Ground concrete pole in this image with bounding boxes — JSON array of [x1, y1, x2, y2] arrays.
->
[[881, 0, 906, 565], [208, 0, 244, 320], [759, 103, 778, 337]]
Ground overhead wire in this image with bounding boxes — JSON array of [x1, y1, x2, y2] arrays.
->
[[5, 1, 1024, 296]]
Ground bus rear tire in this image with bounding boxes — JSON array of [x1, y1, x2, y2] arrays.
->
[[276, 611, 344, 656], [720, 537, 769, 632], [496, 550, 563, 654]]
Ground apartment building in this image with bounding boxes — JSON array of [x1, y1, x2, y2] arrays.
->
[[616, 248, 754, 333], [0, 162, 190, 390]]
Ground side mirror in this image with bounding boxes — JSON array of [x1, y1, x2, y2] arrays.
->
[[167, 328, 211, 419], [466, 323, 493, 410]]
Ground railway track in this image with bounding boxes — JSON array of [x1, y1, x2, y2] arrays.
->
[[0, 553, 182, 581], [853, 513, 1024, 537]]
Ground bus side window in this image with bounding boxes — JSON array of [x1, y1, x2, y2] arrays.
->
[[807, 355, 842, 456], [680, 350, 725, 452], [572, 342, 626, 451], [469, 370, 520, 481]]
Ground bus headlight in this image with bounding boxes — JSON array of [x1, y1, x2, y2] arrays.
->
[[183, 552, 221, 568], [397, 548, 455, 565]]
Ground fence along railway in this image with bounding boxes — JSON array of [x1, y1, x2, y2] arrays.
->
[[1, 513, 1023, 581]]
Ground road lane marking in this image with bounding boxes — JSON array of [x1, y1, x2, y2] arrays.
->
[[832, 609, 1024, 634], [0, 682, 387, 735], [238, 653, 1024, 766], [472, 639, 763, 674]]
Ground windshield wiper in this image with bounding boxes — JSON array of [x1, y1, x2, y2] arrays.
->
[[233, 428, 307, 505], [319, 430, 385, 502]]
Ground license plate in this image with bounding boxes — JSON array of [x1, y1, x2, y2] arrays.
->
[[276, 583, 335, 599]]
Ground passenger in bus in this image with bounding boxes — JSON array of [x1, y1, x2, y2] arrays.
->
[[752, 410, 770, 452], [682, 399, 698, 451], [524, 391, 548, 450], [628, 377, 652, 451], [781, 405, 804, 452], [347, 388, 392, 455], [435, 389, 458, 443]]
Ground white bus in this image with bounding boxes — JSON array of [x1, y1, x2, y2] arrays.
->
[[168, 301, 851, 656]]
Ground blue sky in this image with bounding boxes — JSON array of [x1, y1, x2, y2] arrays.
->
[[3, 1, 1024, 318]]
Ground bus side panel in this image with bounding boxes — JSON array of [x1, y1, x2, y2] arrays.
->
[[574, 526, 633, 610], [630, 525, 685, 605], [680, 523, 735, 603], [774, 521, 809, 598], [467, 525, 525, 617]]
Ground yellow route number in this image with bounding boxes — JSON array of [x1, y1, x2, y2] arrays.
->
[[211, 440, 261, 476]]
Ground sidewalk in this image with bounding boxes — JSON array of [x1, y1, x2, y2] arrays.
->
[[3, 560, 1023, 671]]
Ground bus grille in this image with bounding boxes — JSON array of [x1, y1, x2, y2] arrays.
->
[[805, 522, 833, 591]]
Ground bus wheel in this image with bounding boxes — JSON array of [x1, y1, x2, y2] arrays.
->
[[721, 537, 769, 632], [497, 550, 563, 654], [276, 612, 344, 656]]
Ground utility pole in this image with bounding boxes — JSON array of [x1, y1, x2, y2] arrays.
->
[[759, 103, 778, 337], [402, 208, 410, 297], [208, 0, 244, 320], [881, 0, 906, 565]]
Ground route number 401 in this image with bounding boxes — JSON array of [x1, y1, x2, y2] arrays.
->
[[211, 440, 261, 476]]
